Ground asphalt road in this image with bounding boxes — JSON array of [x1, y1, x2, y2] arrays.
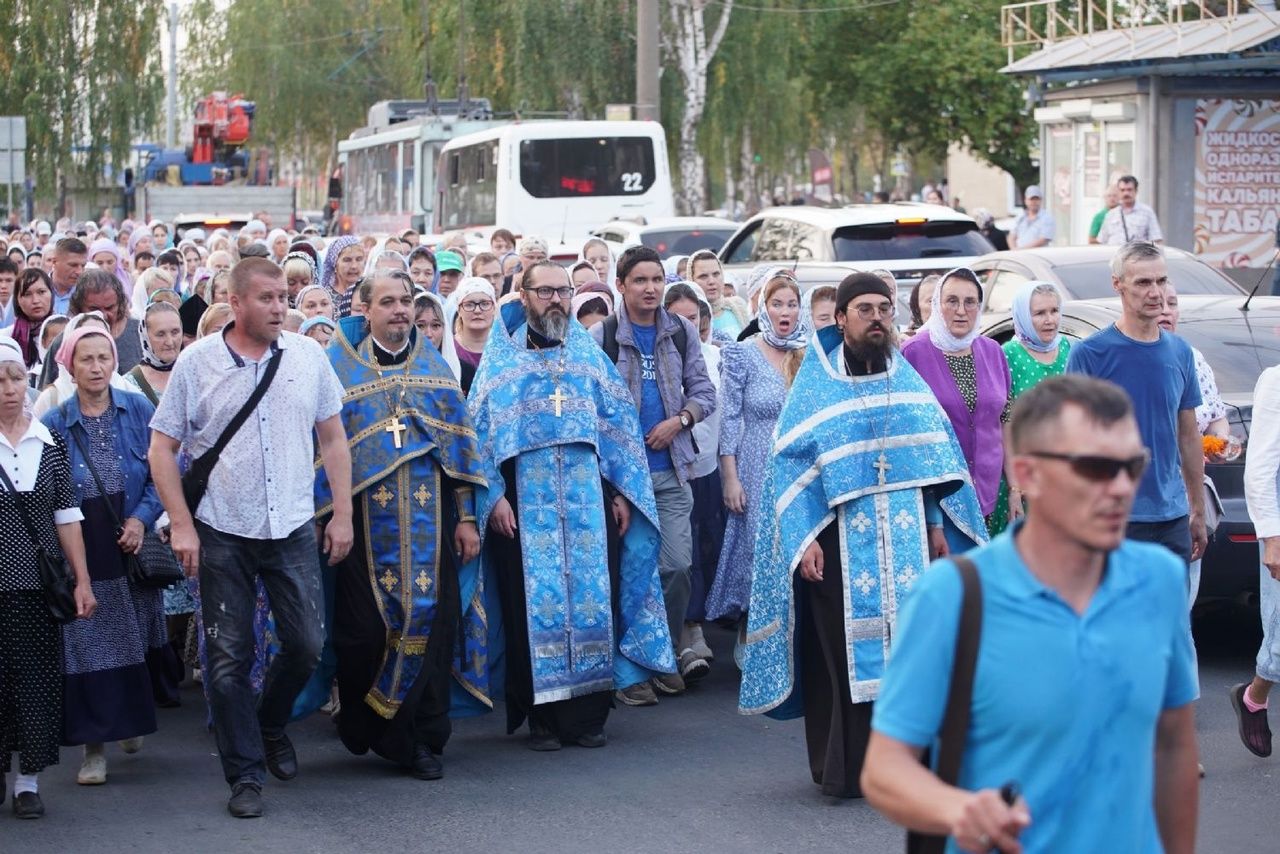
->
[[5, 616, 1276, 853]]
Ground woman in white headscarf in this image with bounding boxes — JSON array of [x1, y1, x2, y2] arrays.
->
[[579, 237, 620, 307], [687, 249, 748, 341], [414, 290, 460, 381], [266, 229, 290, 265], [444, 276, 497, 395]]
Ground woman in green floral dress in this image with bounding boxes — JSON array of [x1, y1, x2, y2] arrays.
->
[[989, 281, 1071, 534]]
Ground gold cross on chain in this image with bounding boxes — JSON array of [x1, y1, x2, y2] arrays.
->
[[548, 386, 569, 418], [385, 417, 407, 449]]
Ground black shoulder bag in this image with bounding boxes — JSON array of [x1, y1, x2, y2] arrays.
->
[[0, 462, 77, 623], [907, 555, 983, 854], [181, 347, 282, 513], [69, 425, 183, 590]]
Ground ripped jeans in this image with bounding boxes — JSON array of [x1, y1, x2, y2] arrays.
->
[[196, 520, 324, 787]]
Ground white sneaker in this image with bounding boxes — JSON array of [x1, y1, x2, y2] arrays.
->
[[686, 622, 714, 661], [119, 737, 144, 754], [77, 747, 107, 785]]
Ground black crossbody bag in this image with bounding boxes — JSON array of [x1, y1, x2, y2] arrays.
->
[[69, 425, 184, 590], [0, 463, 77, 623], [182, 348, 282, 513], [907, 555, 983, 854]]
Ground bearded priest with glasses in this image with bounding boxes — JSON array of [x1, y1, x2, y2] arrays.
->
[[739, 272, 987, 801], [462, 261, 675, 752]]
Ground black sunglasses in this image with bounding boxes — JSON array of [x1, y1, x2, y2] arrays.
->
[[1026, 451, 1149, 483]]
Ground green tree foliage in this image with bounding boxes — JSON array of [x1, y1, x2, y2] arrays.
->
[[0, 0, 165, 201], [176, 0, 1036, 205], [811, 0, 1037, 184]]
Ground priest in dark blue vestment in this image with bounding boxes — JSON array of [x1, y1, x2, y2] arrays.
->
[[314, 271, 488, 781]]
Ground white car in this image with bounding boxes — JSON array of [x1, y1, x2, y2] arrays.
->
[[718, 203, 995, 299], [591, 216, 740, 260]]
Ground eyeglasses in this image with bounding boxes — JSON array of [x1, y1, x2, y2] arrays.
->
[[523, 286, 573, 301], [942, 296, 980, 311], [459, 299, 494, 313], [849, 302, 896, 320], [1026, 451, 1150, 483]]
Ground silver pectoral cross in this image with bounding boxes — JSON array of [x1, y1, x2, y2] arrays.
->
[[873, 452, 892, 486], [385, 417, 407, 449]]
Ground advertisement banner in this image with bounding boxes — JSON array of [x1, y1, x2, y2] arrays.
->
[[1194, 99, 1280, 267]]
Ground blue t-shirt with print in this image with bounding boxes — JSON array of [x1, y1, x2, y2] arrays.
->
[[631, 322, 673, 472]]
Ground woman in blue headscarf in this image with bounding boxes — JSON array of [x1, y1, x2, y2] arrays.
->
[[705, 269, 808, 636], [320, 235, 366, 318], [988, 280, 1071, 534]]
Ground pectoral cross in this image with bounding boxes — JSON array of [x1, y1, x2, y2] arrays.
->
[[873, 452, 892, 486], [548, 386, 569, 418], [385, 417, 407, 449]]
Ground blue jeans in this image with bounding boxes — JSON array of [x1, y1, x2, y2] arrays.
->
[[196, 520, 324, 787], [1258, 544, 1280, 684]]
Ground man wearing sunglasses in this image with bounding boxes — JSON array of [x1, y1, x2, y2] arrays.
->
[[866, 374, 1199, 853], [1066, 241, 1206, 567]]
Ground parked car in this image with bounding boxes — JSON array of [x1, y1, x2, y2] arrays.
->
[[981, 294, 1280, 613], [591, 216, 739, 259], [717, 204, 994, 299], [972, 245, 1245, 318]]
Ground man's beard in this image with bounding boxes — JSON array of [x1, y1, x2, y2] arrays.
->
[[528, 304, 569, 342], [846, 323, 897, 365]]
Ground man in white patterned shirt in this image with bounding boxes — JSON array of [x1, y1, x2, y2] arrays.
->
[[1097, 175, 1164, 246], [148, 257, 354, 819]]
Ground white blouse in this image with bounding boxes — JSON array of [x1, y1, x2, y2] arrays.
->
[[0, 417, 85, 525]]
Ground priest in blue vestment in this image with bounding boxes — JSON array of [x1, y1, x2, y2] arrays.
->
[[314, 271, 488, 781], [467, 261, 675, 750], [740, 273, 987, 799]]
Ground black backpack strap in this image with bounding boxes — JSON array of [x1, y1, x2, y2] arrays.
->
[[601, 314, 620, 364]]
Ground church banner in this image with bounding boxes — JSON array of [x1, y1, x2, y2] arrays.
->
[[1193, 99, 1280, 268]]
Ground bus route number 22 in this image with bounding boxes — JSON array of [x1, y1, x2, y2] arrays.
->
[[621, 172, 644, 193]]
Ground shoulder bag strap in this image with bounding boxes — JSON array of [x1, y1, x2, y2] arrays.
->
[[934, 555, 983, 785], [0, 456, 52, 552], [127, 365, 158, 405], [67, 425, 126, 530], [205, 346, 284, 461]]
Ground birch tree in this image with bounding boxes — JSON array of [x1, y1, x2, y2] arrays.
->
[[666, 0, 732, 215]]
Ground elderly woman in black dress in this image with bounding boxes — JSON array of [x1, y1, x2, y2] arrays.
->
[[0, 337, 95, 819], [42, 325, 165, 788]]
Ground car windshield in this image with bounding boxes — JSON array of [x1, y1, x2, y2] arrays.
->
[[642, 228, 736, 257], [1053, 257, 1243, 299], [1179, 315, 1280, 396], [832, 221, 992, 262]]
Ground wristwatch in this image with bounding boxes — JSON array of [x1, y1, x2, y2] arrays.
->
[[679, 410, 693, 429]]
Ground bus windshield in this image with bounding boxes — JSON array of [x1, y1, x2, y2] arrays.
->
[[518, 137, 656, 198]]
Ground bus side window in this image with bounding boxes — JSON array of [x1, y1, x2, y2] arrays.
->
[[449, 153, 460, 186]]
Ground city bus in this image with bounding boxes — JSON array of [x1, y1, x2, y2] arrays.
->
[[333, 99, 505, 235], [434, 120, 675, 245]]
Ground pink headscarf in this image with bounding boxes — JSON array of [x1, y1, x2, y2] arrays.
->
[[56, 326, 117, 373], [88, 236, 133, 295]]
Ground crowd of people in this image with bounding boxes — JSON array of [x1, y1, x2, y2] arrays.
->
[[0, 212, 1272, 853]]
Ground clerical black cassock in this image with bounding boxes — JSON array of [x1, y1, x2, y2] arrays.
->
[[315, 317, 487, 770], [739, 323, 986, 798], [464, 301, 675, 747]]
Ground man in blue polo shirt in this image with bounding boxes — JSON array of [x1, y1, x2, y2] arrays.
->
[[863, 375, 1199, 853], [1067, 240, 1205, 566]]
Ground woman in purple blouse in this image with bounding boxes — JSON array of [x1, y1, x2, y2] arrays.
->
[[901, 268, 1012, 535]]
